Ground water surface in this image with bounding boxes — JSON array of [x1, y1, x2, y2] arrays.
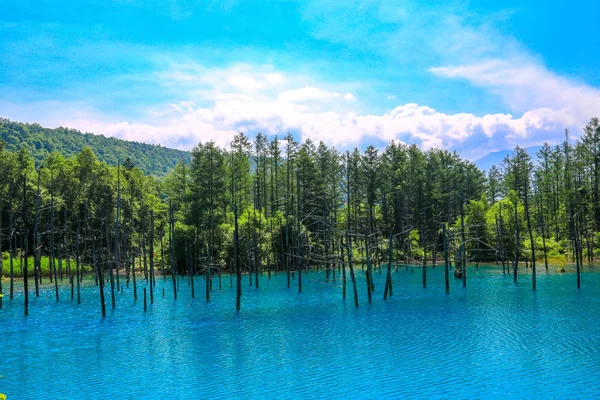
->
[[2, 265, 599, 399]]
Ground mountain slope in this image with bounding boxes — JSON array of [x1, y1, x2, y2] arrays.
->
[[474, 145, 544, 171], [0, 118, 190, 176]]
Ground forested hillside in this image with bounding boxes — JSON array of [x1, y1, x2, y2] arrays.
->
[[0, 118, 190, 176]]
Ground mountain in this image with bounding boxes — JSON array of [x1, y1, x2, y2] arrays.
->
[[0, 118, 191, 176], [474, 145, 544, 172]]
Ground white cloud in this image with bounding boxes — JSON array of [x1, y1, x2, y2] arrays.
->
[[430, 60, 600, 119], [37, 99, 584, 162], [295, 1, 600, 152], [344, 92, 356, 101], [428, 58, 600, 150], [6, 59, 596, 161], [277, 86, 355, 103]]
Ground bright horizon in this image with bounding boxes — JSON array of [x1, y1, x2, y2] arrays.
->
[[1, 0, 599, 160]]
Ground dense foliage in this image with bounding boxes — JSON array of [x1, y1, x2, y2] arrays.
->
[[0, 118, 190, 176], [1, 118, 599, 291]]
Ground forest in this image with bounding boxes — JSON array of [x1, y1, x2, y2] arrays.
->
[[1, 117, 599, 313], [0, 118, 191, 176]]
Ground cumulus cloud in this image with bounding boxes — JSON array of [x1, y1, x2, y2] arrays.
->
[[54, 83, 592, 161], [427, 58, 600, 154], [5, 56, 599, 160], [3, 0, 599, 164], [94, 7, 600, 157]]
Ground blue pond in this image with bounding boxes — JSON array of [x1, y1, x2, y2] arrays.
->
[[2, 265, 600, 399]]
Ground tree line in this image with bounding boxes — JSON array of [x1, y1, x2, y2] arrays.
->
[[1, 118, 598, 313], [0, 118, 191, 177]]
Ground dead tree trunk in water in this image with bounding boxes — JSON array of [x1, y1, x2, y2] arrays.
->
[[0, 193, 3, 296], [9, 182, 14, 300], [296, 171, 302, 293], [115, 162, 121, 289], [570, 204, 580, 289], [169, 204, 177, 300], [365, 231, 372, 303], [149, 211, 155, 304], [132, 234, 138, 301], [22, 176, 29, 316], [537, 197, 549, 272], [383, 232, 393, 299], [33, 169, 41, 297], [253, 180, 260, 289], [341, 236, 347, 299], [105, 209, 116, 309], [75, 222, 81, 304], [495, 213, 506, 274], [345, 152, 358, 306], [524, 194, 536, 290], [63, 208, 71, 285], [460, 192, 467, 288], [234, 205, 242, 310], [443, 224, 449, 294], [513, 201, 519, 283], [253, 227, 259, 288], [346, 233, 359, 307], [285, 212, 291, 289], [50, 178, 59, 302], [93, 230, 105, 317]]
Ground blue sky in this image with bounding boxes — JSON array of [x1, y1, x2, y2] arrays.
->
[[1, 0, 599, 159]]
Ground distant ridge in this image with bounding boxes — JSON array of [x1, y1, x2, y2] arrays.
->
[[474, 145, 544, 172], [0, 118, 190, 176]]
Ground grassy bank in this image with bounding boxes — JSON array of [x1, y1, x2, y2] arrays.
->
[[1, 253, 93, 278]]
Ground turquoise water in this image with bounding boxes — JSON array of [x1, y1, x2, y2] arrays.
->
[[2, 265, 599, 399]]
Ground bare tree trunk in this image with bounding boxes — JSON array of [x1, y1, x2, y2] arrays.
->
[[75, 222, 81, 304], [132, 236, 138, 301], [296, 171, 302, 293], [64, 207, 71, 283], [93, 225, 105, 317], [384, 232, 393, 299], [0, 192, 3, 296], [234, 205, 242, 310], [51, 179, 59, 301], [142, 221, 148, 282], [345, 152, 358, 306], [365, 231, 372, 303], [160, 221, 166, 282], [169, 204, 177, 300], [460, 192, 467, 287], [499, 207, 506, 274], [105, 209, 116, 308], [495, 214, 504, 274], [115, 162, 121, 289], [285, 213, 291, 289], [524, 195, 536, 290], [22, 176, 29, 316], [253, 184, 259, 289], [443, 224, 449, 294], [571, 205, 580, 289], [33, 169, 41, 297], [341, 235, 347, 299], [9, 182, 14, 300], [514, 201, 519, 284], [345, 233, 359, 306], [149, 211, 155, 304]]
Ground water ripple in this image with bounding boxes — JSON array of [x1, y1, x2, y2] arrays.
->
[[0, 267, 599, 399]]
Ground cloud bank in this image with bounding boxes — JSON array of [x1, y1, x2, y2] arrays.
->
[[35, 59, 595, 161], [2, 1, 599, 160]]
